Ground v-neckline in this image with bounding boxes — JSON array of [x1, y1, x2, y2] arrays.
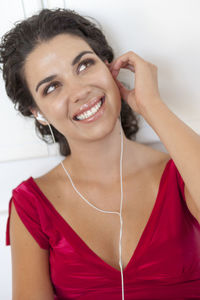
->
[[30, 158, 172, 274]]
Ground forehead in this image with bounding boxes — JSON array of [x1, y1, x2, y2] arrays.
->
[[24, 34, 93, 78], [31, 33, 92, 58]]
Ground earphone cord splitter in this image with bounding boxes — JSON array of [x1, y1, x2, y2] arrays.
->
[[47, 120, 125, 300]]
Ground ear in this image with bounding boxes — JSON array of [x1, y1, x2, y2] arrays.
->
[[29, 107, 38, 119], [29, 108, 48, 125], [104, 60, 112, 71]]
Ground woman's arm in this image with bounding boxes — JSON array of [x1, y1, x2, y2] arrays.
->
[[110, 51, 200, 219], [10, 202, 54, 300], [142, 100, 200, 220]]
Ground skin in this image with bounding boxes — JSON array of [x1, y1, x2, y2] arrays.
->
[[9, 31, 200, 298], [25, 33, 133, 183], [110, 50, 200, 221], [24, 32, 200, 225]]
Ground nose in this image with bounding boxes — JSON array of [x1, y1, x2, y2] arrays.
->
[[68, 80, 91, 104]]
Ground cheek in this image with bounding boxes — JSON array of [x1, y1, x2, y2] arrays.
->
[[95, 67, 121, 94], [99, 69, 122, 112], [105, 71, 122, 104]]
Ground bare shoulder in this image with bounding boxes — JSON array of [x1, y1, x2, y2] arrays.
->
[[33, 160, 63, 190], [127, 140, 171, 199], [127, 139, 171, 173], [35, 141, 170, 187], [33, 161, 69, 206]]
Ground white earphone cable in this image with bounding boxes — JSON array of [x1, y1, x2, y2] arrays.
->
[[47, 119, 124, 300]]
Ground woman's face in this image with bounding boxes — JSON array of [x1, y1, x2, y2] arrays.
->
[[24, 33, 121, 144]]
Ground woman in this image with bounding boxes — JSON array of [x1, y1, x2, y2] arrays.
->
[[1, 8, 200, 300]]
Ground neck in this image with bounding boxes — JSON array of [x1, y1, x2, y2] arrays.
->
[[63, 119, 127, 184]]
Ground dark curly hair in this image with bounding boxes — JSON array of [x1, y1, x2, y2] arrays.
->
[[0, 8, 139, 156]]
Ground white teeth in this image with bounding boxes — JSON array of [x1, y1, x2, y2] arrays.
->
[[76, 100, 102, 120]]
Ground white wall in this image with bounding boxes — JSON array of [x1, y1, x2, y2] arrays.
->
[[1, 0, 200, 298]]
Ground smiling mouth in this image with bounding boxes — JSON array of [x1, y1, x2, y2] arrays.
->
[[73, 96, 105, 121]]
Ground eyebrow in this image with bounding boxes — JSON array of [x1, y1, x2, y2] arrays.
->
[[35, 50, 94, 92]]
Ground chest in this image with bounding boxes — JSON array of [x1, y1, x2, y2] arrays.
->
[[40, 171, 161, 271]]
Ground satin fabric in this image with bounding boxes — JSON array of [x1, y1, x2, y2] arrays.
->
[[6, 159, 200, 299]]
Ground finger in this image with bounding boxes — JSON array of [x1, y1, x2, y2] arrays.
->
[[111, 57, 133, 72], [111, 51, 145, 73], [111, 63, 135, 79], [111, 59, 136, 76]]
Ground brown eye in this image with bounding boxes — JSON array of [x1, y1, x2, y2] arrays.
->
[[43, 81, 60, 95], [77, 58, 95, 73]]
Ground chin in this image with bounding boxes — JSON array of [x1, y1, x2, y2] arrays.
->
[[82, 114, 120, 142]]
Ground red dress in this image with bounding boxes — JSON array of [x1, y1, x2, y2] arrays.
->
[[6, 159, 200, 299]]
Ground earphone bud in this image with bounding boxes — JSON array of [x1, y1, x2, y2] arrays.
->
[[36, 112, 47, 122]]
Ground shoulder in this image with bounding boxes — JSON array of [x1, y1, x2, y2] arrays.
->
[[9, 195, 54, 298], [33, 162, 68, 205], [126, 139, 171, 173], [11, 177, 36, 202], [33, 156, 64, 187], [124, 140, 171, 196]]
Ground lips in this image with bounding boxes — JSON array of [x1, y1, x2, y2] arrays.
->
[[72, 95, 104, 120]]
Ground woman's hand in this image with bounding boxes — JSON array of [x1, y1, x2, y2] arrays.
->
[[109, 51, 162, 115]]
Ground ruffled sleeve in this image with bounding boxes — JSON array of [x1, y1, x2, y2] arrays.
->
[[6, 180, 50, 250]]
